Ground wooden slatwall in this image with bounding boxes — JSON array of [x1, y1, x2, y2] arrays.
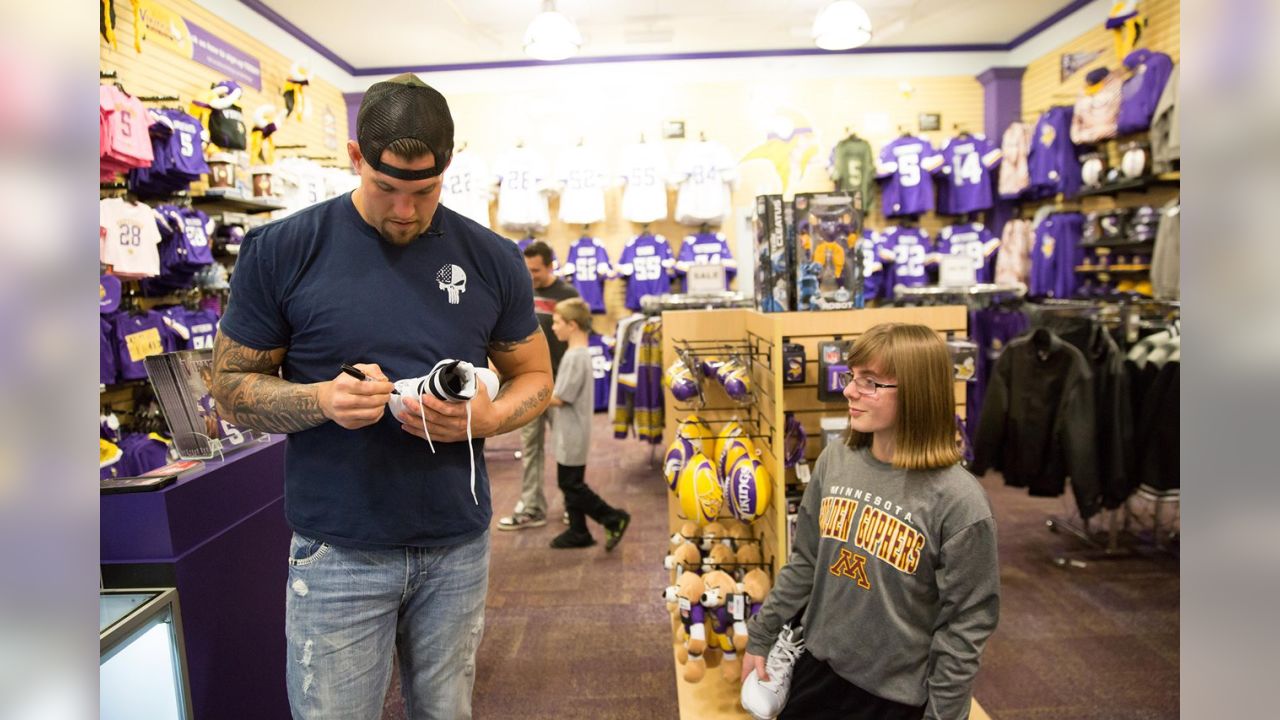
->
[[445, 73, 985, 333], [100, 0, 348, 167], [1022, 0, 1181, 123]]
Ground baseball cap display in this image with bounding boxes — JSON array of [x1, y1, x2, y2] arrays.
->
[[357, 73, 454, 181]]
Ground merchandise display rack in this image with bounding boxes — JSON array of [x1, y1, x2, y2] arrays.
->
[[660, 305, 968, 719]]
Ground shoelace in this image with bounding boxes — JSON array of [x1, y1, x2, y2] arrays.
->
[[764, 633, 804, 686], [414, 394, 479, 506]]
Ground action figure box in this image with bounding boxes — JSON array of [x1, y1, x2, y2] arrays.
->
[[792, 192, 864, 311], [753, 194, 794, 312]]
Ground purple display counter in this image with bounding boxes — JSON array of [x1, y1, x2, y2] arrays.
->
[[101, 436, 290, 720]]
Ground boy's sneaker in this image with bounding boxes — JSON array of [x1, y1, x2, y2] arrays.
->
[[604, 510, 631, 552], [740, 624, 805, 720], [550, 529, 596, 548], [497, 511, 546, 531]]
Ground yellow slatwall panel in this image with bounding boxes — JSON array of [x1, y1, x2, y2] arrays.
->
[[446, 74, 984, 333], [100, 0, 348, 166], [1022, 0, 1181, 123]]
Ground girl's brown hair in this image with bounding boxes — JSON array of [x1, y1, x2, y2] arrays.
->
[[845, 323, 961, 470]]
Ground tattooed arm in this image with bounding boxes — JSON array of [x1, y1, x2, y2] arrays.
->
[[211, 334, 393, 434], [484, 329, 553, 436]]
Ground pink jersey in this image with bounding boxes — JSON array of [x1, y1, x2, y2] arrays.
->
[[1070, 74, 1124, 145], [997, 122, 1030, 199], [994, 219, 1033, 286]]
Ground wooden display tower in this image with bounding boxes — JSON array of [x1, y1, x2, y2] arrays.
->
[[660, 306, 969, 719]]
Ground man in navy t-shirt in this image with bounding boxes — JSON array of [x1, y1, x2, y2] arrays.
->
[[212, 73, 552, 720]]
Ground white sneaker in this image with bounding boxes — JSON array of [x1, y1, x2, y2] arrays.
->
[[740, 624, 804, 720]]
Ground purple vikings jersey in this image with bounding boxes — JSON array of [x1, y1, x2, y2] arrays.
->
[[877, 226, 933, 295], [100, 316, 118, 385], [1028, 107, 1081, 199], [178, 209, 216, 267], [618, 233, 675, 311], [1029, 213, 1085, 298], [562, 236, 613, 313], [113, 310, 178, 380], [183, 308, 220, 350], [165, 109, 210, 177], [936, 223, 1000, 283], [939, 135, 1002, 214], [675, 232, 736, 291], [876, 135, 944, 217], [1117, 49, 1174, 135], [588, 332, 615, 413], [858, 229, 885, 300]]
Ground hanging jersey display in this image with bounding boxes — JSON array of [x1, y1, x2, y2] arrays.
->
[[877, 225, 934, 296], [1029, 212, 1085, 298], [672, 139, 736, 226], [617, 233, 675, 311], [555, 145, 608, 225], [588, 332, 615, 413], [99, 84, 154, 181], [936, 223, 1000, 284], [100, 198, 163, 279], [1028, 107, 1081, 199], [1070, 70, 1124, 145], [1117, 49, 1174, 135], [858, 229, 885, 301], [619, 141, 669, 223], [495, 146, 551, 231], [561, 236, 614, 313], [675, 232, 736, 292], [938, 134, 1001, 214], [828, 135, 875, 211], [998, 122, 1031, 199], [440, 150, 493, 228], [875, 135, 944, 216]]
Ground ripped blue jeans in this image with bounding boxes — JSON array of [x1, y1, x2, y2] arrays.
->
[[285, 531, 489, 720]]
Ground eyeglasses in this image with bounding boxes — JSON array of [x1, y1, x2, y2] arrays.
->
[[837, 371, 898, 397]]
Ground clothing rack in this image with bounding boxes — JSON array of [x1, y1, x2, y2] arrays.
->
[[640, 292, 751, 315], [894, 283, 1027, 307]]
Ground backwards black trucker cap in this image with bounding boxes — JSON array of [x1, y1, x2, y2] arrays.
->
[[357, 73, 454, 181]]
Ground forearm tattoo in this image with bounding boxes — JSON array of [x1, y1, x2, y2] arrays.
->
[[496, 385, 551, 435], [211, 338, 328, 434]]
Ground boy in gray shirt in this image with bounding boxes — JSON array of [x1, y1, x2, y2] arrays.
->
[[547, 298, 630, 550]]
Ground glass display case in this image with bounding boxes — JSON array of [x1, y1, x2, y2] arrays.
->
[[100, 588, 194, 720]]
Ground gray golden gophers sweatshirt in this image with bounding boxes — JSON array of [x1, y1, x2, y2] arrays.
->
[[746, 443, 999, 719]]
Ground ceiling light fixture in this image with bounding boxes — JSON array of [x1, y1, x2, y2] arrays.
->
[[813, 0, 873, 51], [523, 0, 583, 62]]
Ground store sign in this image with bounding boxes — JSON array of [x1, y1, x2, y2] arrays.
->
[[686, 264, 726, 295], [137, 1, 263, 91], [939, 255, 976, 287]]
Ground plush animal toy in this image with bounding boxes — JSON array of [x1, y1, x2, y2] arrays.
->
[[667, 571, 708, 683], [665, 540, 702, 578], [735, 568, 773, 652], [735, 540, 763, 569], [699, 520, 728, 551], [703, 542, 736, 574], [700, 569, 743, 683]]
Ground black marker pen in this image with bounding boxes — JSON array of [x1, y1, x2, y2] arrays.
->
[[341, 364, 398, 394]]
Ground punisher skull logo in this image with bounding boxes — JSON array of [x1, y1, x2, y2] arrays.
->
[[436, 264, 467, 305]]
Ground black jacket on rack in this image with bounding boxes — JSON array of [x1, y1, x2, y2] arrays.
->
[[1136, 360, 1179, 492], [972, 328, 1102, 519], [1039, 315, 1134, 508]]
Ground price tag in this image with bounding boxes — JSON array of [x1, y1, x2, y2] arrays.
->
[[939, 255, 976, 288], [796, 462, 811, 484], [125, 328, 164, 362], [730, 594, 745, 621], [678, 597, 691, 613], [686, 263, 726, 295]]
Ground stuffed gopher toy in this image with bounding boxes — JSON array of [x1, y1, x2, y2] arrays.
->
[[702, 542, 736, 574], [666, 570, 708, 682], [734, 568, 773, 652], [699, 569, 743, 684]]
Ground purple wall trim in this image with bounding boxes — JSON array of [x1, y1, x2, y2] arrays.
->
[[1008, 0, 1097, 49], [343, 91, 362, 143], [236, 0, 356, 75], [977, 66, 1026, 139], [238, 0, 1096, 78]]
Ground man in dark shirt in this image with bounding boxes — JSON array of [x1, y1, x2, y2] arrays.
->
[[211, 73, 552, 719], [497, 241, 580, 531]]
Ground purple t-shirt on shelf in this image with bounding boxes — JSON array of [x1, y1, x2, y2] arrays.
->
[[562, 236, 613, 313], [617, 233, 674, 311], [112, 310, 179, 381], [939, 135, 1002, 214], [1117, 49, 1174, 135], [876, 135, 944, 217]]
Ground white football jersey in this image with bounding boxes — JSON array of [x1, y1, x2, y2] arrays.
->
[[555, 145, 607, 225], [440, 150, 493, 227], [672, 139, 737, 226], [495, 147, 551, 231], [273, 158, 328, 217], [618, 142, 669, 223], [100, 198, 162, 279]]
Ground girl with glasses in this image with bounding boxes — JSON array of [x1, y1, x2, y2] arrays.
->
[[742, 323, 1000, 720]]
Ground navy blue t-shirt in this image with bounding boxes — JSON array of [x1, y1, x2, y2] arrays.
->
[[220, 194, 538, 549]]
